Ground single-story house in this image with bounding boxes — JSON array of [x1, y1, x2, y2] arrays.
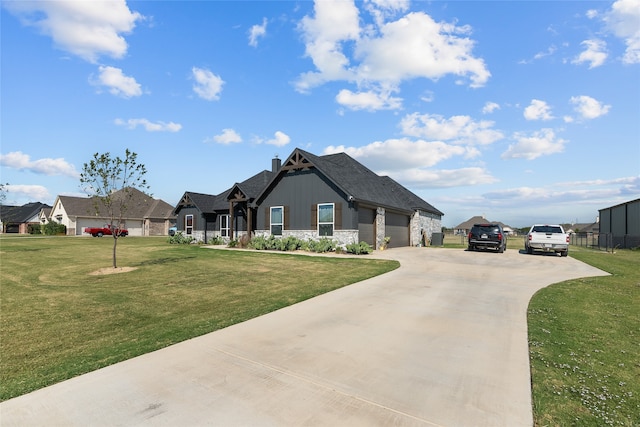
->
[[174, 148, 443, 249], [0, 202, 51, 234], [563, 221, 599, 234], [454, 216, 515, 235], [49, 188, 176, 236]]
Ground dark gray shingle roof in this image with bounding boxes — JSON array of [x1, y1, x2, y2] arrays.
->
[[296, 149, 443, 215], [1, 202, 50, 223]]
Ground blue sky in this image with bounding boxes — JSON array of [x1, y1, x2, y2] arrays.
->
[[1, 0, 639, 228]]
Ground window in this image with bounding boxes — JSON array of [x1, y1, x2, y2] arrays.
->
[[318, 203, 334, 236], [220, 215, 230, 237], [270, 206, 283, 235], [185, 214, 194, 235]]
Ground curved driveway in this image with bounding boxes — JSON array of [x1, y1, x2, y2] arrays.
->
[[1, 247, 608, 426]]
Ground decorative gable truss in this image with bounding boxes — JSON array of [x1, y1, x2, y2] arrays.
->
[[280, 149, 314, 172]]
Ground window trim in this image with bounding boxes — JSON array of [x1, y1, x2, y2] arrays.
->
[[317, 203, 334, 237], [185, 214, 194, 235], [270, 206, 284, 236], [220, 214, 230, 237]]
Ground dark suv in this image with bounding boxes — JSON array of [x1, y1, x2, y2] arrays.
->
[[468, 223, 507, 253]]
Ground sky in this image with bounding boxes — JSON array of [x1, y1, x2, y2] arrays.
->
[[1, 0, 639, 228]]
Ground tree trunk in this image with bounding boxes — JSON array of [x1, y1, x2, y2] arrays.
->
[[112, 235, 118, 268]]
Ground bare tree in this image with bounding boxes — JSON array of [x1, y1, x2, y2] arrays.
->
[[80, 150, 149, 268]]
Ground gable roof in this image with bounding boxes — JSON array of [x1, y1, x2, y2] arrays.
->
[[228, 170, 275, 202], [454, 216, 489, 230], [454, 216, 514, 231], [1, 202, 51, 223], [174, 191, 220, 214], [58, 188, 174, 219], [256, 148, 443, 215]]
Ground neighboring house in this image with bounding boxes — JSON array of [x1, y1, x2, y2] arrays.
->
[[564, 221, 599, 235], [175, 148, 443, 249], [598, 198, 640, 249], [454, 216, 515, 236], [39, 207, 52, 226], [0, 202, 51, 234], [49, 188, 176, 236]]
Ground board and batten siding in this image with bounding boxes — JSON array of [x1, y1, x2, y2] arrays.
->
[[257, 170, 354, 231]]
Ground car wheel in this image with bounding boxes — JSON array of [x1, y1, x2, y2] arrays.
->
[[561, 250, 568, 257], [97, 232, 103, 237], [526, 245, 532, 254]]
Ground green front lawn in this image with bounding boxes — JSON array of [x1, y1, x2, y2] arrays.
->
[[528, 246, 640, 426], [0, 236, 398, 401]]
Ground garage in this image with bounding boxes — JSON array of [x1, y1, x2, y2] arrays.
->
[[385, 211, 410, 248], [357, 207, 375, 247]]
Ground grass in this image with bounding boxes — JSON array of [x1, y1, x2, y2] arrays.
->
[[0, 236, 399, 401], [528, 246, 640, 426]]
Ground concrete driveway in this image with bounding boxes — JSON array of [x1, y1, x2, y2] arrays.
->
[[1, 247, 608, 426]]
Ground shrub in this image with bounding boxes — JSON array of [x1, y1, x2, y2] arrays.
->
[[346, 241, 373, 255], [167, 232, 195, 245], [207, 236, 224, 245], [27, 224, 41, 234], [249, 235, 271, 250], [42, 222, 66, 236], [307, 237, 336, 253], [278, 236, 302, 251]]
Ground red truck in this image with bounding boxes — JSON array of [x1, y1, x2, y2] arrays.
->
[[84, 224, 128, 237]]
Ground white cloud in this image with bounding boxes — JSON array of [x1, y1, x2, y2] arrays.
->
[[5, 184, 50, 202], [604, 0, 640, 64], [324, 140, 495, 188], [572, 39, 608, 68], [296, 1, 490, 110], [364, 0, 410, 27], [248, 18, 267, 47], [91, 66, 142, 98], [4, 0, 143, 63], [586, 9, 599, 19], [400, 113, 504, 146], [192, 67, 224, 101], [335, 88, 402, 111], [0, 151, 79, 178], [382, 167, 497, 188], [210, 128, 242, 145], [483, 176, 640, 206], [114, 118, 182, 132], [324, 138, 466, 170], [501, 129, 567, 160], [296, 0, 360, 93], [356, 12, 490, 87], [523, 99, 554, 121], [265, 131, 291, 147], [570, 95, 611, 119], [482, 102, 500, 114]]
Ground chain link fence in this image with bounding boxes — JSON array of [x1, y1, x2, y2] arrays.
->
[[571, 233, 639, 251]]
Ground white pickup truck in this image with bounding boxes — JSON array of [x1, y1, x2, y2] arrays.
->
[[525, 224, 570, 257]]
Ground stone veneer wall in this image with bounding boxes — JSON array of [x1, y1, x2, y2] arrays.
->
[[410, 211, 442, 246], [375, 207, 386, 249]]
